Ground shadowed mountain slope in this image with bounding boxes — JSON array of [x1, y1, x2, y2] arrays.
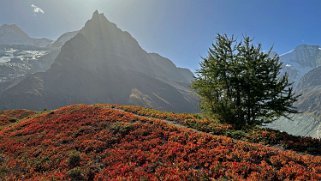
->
[[0, 11, 198, 112]]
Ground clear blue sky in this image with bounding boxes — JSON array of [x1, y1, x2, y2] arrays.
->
[[1, 0, 321, 71]]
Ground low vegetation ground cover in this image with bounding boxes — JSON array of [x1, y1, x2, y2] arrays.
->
[[0, 104, 320, 180], [0, 110, 36, 130], [113, 104, 321, 156]]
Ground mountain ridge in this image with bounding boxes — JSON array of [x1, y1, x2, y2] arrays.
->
[[0, 24, 52, 47]]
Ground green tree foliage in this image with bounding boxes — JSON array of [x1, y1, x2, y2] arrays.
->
[[193, 34, 299, 128]]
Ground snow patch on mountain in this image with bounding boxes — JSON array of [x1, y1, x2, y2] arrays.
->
[[280, 45, 321, 86], [280, 49, 294, 56], [0, 48, 48, 63]]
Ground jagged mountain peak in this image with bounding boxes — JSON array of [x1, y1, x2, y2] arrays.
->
[[84, 10, 115, 30], [90, 10, 106, 23], [54, 11, 143, 69], [92, 10, 103, 19], [79, 10, 130, 45], [93, 10, 99, 15]]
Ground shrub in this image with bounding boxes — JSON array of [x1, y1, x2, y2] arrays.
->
[[68, 151, 81, 168], [111, 122, 134, 135], [225, 130, 247, 139], [9, 118, 18, 123], [68, 167, 84, 181]]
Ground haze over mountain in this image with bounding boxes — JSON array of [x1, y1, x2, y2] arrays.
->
[[0, 24, 52, 47], [51, 31, 79, 48], [0, 11, 198, 112]]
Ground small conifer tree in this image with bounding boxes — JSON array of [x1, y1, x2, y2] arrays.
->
[[193, 34, 299, 128]]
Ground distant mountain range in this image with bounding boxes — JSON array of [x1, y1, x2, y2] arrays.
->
[[0, 24, 52, 47], [0, 25, 77, 92], [0, 11, 198, 112]]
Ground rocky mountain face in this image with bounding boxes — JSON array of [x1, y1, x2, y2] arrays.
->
[[266, 44, 321, 138], [293, 65, 321, 117], [281, 45, 321, 117], [280, 44, 321, 85], [0, 28, 77, 94], [0, 11, 198, 112]]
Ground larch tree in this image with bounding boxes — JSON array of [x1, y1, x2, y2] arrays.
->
[[193, 34, 299, 128]]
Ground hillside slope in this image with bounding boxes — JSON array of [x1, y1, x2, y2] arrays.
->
[[0, 104, 320, 180]]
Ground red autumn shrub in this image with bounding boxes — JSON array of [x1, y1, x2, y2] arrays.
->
[[0, 104, 319, 180]]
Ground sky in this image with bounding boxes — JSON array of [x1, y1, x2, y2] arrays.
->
[[0, 0, 321, 71]]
